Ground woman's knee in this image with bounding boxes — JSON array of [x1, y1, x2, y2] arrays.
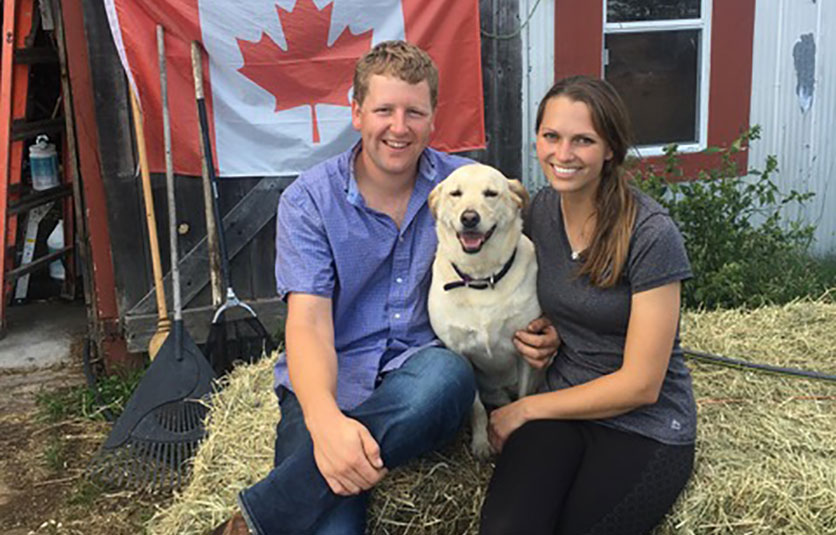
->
[[480, 498, 554, 535], [479, 421, 587, 535], [479, 510, 523, 535]]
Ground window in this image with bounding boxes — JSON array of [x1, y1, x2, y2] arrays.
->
[[604, 1, 710, 152], [553, 0, 756, 178]]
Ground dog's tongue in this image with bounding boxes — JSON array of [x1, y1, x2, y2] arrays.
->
[[459, 232, 485, 251]]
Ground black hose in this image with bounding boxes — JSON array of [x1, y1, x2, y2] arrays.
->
[[683, 348, 836, 383], [81, 338, 116, 422]]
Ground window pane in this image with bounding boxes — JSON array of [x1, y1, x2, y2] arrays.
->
[[607, 0, 700, 23], [605, 30, 700, 146]]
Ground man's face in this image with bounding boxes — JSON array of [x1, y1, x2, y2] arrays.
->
[[351, 74, 435, 181]]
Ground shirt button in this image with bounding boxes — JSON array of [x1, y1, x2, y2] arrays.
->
[[398, 236, 405, 242], [394, 313, 401, 319], [396, 277, 403, 284]]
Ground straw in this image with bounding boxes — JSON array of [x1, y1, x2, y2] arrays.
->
[[148, 299, 836, 535]]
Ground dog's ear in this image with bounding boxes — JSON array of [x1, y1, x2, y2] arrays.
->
[[428, 181, 443, 219], [507, 179, 530, 211]]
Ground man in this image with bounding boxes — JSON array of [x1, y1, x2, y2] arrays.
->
[[213, 40, 557, 535]]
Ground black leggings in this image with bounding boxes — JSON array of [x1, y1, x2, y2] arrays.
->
[[479, 420, 694, 535]]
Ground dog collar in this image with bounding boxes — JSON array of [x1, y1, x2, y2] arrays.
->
[[444, 248, 518, 291]]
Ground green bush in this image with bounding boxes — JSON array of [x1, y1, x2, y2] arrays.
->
[[632, 126, 825, 310]]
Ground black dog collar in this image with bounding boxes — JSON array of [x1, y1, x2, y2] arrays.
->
[[443, 248, 518, 291]]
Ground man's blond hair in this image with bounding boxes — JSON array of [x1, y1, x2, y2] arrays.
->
[[353, 40, 439, 108]]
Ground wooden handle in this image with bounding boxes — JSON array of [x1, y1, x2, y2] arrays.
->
[[158, 25, 182, 322], [191, 41, 205, 99], [129, 86, 168, 322], [190, 41, 223, 306]]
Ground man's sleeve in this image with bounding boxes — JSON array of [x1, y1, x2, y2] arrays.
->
[[274, 187, 335, 300]]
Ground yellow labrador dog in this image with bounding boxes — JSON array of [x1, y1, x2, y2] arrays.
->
[[428, 163, 542, 458]]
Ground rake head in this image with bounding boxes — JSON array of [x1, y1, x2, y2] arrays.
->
[[205, 313, 276, 377], [87, 323, 216, 492], [88, 399, 210, 492]]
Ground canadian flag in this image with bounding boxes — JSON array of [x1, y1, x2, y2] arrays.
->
[[104, 0, 485, 177]]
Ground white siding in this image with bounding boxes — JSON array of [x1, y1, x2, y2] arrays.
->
[[520, 0, 554, 191], [749, 0, 836, 254]]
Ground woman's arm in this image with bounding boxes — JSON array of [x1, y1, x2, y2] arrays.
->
[[489, 281, 681, 451]]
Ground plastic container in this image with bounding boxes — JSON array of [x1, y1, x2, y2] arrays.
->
[[29, 135, 60, 191], [47, 219, 66, 280]]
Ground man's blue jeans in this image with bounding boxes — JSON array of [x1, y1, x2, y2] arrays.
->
[[238, 347, 476, 535]]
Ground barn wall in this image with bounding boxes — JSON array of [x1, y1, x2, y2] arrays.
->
[[749, 0, 836, 254]]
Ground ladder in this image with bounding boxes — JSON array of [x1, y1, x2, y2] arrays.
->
[[0, 0, 76, 335]]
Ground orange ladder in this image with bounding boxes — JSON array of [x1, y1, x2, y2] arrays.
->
[[0, 0, 75, 335]]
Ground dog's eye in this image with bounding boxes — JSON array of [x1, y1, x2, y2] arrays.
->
[[450, 190, 462, 197], [483, 189, 498, 198]]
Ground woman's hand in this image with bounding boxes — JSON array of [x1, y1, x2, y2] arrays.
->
[[514, 316, 560, 369], [488, 398, 532, 453]]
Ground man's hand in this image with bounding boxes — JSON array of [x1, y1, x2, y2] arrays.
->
[[308, 410, 388, 496], [513, 316, 560, 369], [285, 294, 387, 495]]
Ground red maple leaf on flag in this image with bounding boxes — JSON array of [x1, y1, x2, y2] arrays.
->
[[237, 0, 373, 143]]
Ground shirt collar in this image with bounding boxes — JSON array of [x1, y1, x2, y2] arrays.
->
[[346, 142, 364, 206], [417, 147, 439, 184], [344, 142, 440, 206]]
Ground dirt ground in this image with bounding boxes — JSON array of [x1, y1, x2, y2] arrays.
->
[[0, 346, 170, 535]]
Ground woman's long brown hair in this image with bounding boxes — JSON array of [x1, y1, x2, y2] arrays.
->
[[535, 75, 637, 288]]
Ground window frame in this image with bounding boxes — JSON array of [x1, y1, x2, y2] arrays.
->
[[554, 0, 756, 179], [602, 0, 713, 156]]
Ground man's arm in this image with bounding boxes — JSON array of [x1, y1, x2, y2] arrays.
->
[[513, 316, 560, 368], [285, 293, 387, 495]]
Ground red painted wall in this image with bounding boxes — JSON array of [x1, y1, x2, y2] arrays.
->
[[62, 0, 134, 369], [553, 0, 756, 180]]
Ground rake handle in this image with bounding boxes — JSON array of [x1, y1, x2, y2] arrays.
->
[[129, 84, 169, 324], [158, 25, 181, 322], [190, 42, 232, 292]]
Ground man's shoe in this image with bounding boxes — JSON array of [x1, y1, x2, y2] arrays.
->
[[211, 511, 251, 535]]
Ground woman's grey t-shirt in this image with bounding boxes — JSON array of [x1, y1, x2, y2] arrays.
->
[[527, 186, 696, 445]]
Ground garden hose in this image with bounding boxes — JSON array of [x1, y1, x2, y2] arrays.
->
[[683, 348, 836, 383]]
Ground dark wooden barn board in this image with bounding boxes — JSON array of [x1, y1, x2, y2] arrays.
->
[[125, 297, 286, 352], [479, 0, 523, 179], [81, 0, 149, 317], [128, 177, 292, 316]]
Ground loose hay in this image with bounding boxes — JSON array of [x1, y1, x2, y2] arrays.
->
[[148, 299, 836, 535], [660, 299, 836, 535], [146, 355, 279, 534]]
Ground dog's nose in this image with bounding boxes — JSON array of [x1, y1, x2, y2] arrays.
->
[[460, 210, 480, 229]]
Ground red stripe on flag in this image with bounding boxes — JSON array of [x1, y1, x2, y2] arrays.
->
[[112, 0, 214, 176], [402, 0, 486, 153]]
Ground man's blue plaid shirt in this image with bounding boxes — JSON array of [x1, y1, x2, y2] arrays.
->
[[273, 142, 472, 409]]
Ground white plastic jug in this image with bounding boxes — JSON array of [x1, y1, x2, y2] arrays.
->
[[47, 219, 66, 280], [29, 135, 59, 191]]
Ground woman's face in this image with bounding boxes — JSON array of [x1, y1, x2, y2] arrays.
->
[[536, 95, 613, 200]]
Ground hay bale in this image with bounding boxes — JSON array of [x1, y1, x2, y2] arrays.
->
[[146, 355, 278, 534], [658, 300, 836, 534], [148, 300, 836, 534]]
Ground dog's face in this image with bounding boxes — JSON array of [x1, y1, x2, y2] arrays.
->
[[429, 164, 529, 256]]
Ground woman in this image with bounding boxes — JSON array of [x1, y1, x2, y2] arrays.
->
[[481, 76, 696, 535]]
